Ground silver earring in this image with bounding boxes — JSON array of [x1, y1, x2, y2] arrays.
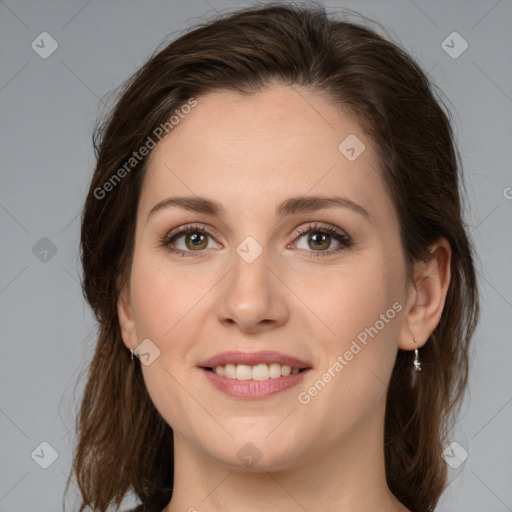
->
[[130, 348, 134, 361], [413, 338, 422, 372]]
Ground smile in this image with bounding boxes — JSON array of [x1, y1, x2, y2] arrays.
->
[[199, 350, 312, 399]]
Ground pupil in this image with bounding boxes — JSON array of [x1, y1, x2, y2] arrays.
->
[[188, 233, 205, 248], [309, 233, 329, 250]]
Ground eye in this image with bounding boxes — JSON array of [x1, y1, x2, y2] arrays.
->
[[290, 223, 352, 257], [160, 224, 220, 257], [160, 222, 352, 258]]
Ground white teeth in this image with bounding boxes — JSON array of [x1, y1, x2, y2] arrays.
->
[[212, 363, 302, 380], [236, 364, 252, 380], [224, 363, 236, 379], [252, 364, 269, 381], [269, 363, 282, 379]]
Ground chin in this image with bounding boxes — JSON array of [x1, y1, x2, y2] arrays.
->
[[197, 428, 309, 472]]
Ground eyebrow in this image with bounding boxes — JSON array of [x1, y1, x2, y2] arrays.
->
[[147, 195, 371, 222]]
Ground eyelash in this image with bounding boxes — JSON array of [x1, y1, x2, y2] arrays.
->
[[160, 222, 352, 258]]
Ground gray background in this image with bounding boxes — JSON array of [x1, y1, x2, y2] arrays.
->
[[1, 0, 511, 511]]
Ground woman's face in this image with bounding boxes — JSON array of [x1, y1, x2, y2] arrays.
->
[[119, 84, 414, 470]]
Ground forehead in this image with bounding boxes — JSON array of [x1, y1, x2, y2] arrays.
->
[[140, 85, 390, 220]]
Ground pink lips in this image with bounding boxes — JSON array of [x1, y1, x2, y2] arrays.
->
[[198, 350, 313, 400]]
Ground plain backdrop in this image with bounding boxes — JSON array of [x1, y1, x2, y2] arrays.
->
[[1, 0, 511, 511]]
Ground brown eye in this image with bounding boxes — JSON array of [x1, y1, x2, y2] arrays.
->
[[307, 232, 331, 251], [292, 223, 352, 257], [184, 232, 208, 250], [161, 224, 220, 257]]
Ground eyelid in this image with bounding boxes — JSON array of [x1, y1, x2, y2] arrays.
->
[[160, 223, 222, 254], [292, 222, 349, 240]]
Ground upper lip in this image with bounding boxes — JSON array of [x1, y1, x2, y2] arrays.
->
[[199, 350, 312, 369]]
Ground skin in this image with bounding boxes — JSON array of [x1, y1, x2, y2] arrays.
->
[[118, 84, 451, 512]]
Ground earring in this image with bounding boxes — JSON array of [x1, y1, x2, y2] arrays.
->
[[413, 338, 422, 372], [130, 348, 134, 361]]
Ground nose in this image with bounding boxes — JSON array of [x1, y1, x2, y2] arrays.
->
[[216, 246, 289, 333]]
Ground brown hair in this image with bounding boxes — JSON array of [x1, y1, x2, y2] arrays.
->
[[66, 3, 479, 511]]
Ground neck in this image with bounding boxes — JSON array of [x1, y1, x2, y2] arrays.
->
[[163, 404, 408, 512]]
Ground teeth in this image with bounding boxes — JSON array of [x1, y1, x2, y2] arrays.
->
[[252, 364, 269, 381], [212, 363, 302, 380], [236, 364, 252, 380], [269, 363, 282, 379], [225, 364, 236, 379]]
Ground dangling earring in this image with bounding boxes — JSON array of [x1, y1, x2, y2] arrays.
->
[[413, 337, 422, 372], [130, 348, 134, 361]]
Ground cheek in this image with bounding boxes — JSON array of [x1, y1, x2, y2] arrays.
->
[[128, 255, 204, 431], [292, 256, 402, 351], [293, 258, 403, 424], [129, 269, 170, 339], [129, 249, 209, 342]]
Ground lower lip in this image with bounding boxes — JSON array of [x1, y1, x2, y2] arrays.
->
[[200, 368, 310, 399]]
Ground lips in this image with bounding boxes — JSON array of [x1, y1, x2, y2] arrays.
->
[[198, 350, 313, 399]]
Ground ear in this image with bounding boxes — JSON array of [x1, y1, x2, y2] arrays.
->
[[398, 237, 452, 350], [117, 284, 138, 351]]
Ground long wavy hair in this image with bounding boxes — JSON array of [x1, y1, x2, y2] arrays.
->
[[65, 3, 479, 511]]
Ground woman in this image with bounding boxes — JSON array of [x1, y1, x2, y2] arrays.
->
[[66, 3, 479, 511]]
